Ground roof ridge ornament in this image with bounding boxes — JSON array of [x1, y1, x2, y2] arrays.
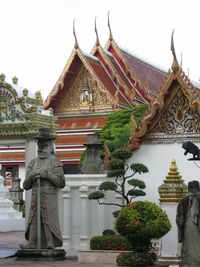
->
[[95, 17, 100, 46], [0, 73, 5, 82], [180, 52, 183, 67], [108, 11, 113, 41], [73, 19, 79, 49], [170, 29, 179, 73]]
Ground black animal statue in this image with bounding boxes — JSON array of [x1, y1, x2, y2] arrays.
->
[[182, 141, 200, 160]]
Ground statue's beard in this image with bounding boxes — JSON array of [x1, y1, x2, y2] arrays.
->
[[38, 152, 47, 159]]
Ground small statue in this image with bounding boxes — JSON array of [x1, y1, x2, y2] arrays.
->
[[176, 180, 200, 266], [21, 128, 65, 250], [182, 141, 200, 160], [81, 134, 104, 174]]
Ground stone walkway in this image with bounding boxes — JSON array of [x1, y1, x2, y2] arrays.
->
[[0, 231, 116, 267]]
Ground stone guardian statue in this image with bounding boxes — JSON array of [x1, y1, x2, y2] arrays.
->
[[18, 128, 66, 259], [176, 180, 200, 267]]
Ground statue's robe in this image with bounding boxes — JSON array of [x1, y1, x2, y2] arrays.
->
[[23, 154, 65, 247], [176, 195, 200, 266]]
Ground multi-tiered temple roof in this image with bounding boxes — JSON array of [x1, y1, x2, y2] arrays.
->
[[42, 17, 169, 172], [1, 19, 200, 174]]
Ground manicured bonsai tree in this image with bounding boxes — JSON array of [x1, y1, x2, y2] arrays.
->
[[115, 201, 171, 266], [88, 104, 149, 212], [88, 147, 149, 212]]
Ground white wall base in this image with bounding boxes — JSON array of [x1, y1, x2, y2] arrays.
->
[[0, 218, 25, 232], [78, 250, 126, 264]]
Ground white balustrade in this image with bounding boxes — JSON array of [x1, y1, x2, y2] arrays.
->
[[59, 174, 122, 251], [61, 184, 71, 249]]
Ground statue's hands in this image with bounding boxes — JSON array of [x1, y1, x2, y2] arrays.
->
[[32, 169, 40, 182], [39, 168, 48, 179], [28, 169, 40, 181], [31, 169, 48, 181]]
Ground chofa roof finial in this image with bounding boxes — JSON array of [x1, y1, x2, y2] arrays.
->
[[108, 11, 113, 41], [170, 29, 179, 73], [73, 19, 79, 49], [95, 17, 100, 46]]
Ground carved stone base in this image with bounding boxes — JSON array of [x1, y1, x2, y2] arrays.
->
[[16, 249, 66, 261]]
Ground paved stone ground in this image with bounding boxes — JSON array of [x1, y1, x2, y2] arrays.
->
[[0, 231, 116, 267]]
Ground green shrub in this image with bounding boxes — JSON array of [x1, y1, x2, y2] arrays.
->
[[90, 235, 132, 251], [102, 229, 116, 236], [88, 191, 105, 200], [116, 252, 136, 266], [116, 251, 156, 266], [99, 181, 117, 191], [115, 201, 171, 253]]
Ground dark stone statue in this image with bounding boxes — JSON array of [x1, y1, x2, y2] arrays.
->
[[176, 180, 200, 266], [182, 141, 200, 160], [81, 134, 104, 174], [21, 129, 65, 251]]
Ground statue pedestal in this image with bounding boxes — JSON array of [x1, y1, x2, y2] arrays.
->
[[16, 249, 66, 261]]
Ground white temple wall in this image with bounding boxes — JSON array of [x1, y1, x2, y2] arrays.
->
[[127, 142, 200, 204], [126, 142, 200, 260]]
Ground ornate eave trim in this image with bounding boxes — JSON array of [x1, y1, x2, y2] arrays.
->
[[44, 47, 117, 110], [132, 66, 200, 139], [76, 49, 117, 105], [0, 83, 18, 101], [0, 114, 57, 139], [44, 48, 77, 109], [93, 45, 134, 106], [104, 39, 150, 103], [141, 132, 200, 144]]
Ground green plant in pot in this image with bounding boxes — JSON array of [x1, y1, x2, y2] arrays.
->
[[115, 201, 171, 266]]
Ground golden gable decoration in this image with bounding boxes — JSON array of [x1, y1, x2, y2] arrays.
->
[[150, 89, 200, 134]]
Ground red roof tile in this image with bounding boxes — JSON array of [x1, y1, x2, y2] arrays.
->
[[87, 58, 131, 106], [121, 49, 166, 95]]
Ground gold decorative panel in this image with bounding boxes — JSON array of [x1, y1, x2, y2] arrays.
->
[[55, 68, 113, 113], [150, 90, 200, 134]]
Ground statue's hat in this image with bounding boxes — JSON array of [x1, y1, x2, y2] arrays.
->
[[188, 180, 200, 190], [84, 134, 102, 146], [34, 128, 56, 141]]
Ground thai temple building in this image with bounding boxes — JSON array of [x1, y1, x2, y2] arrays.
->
[[0, 17, 200, 257], [0, 17, 199, 189], [43, 17, 166, 174]]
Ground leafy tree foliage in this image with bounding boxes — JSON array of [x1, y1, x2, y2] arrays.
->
[[100, 104, 148, 153], [88, 104, 149, 211]]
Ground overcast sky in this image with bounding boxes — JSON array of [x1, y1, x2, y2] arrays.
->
[[0, 0, 199, 100]]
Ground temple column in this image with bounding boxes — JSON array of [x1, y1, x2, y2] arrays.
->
[[61, 184, 71, 248], [79, 184, 89, 249], [158, 159, 187, 267]]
